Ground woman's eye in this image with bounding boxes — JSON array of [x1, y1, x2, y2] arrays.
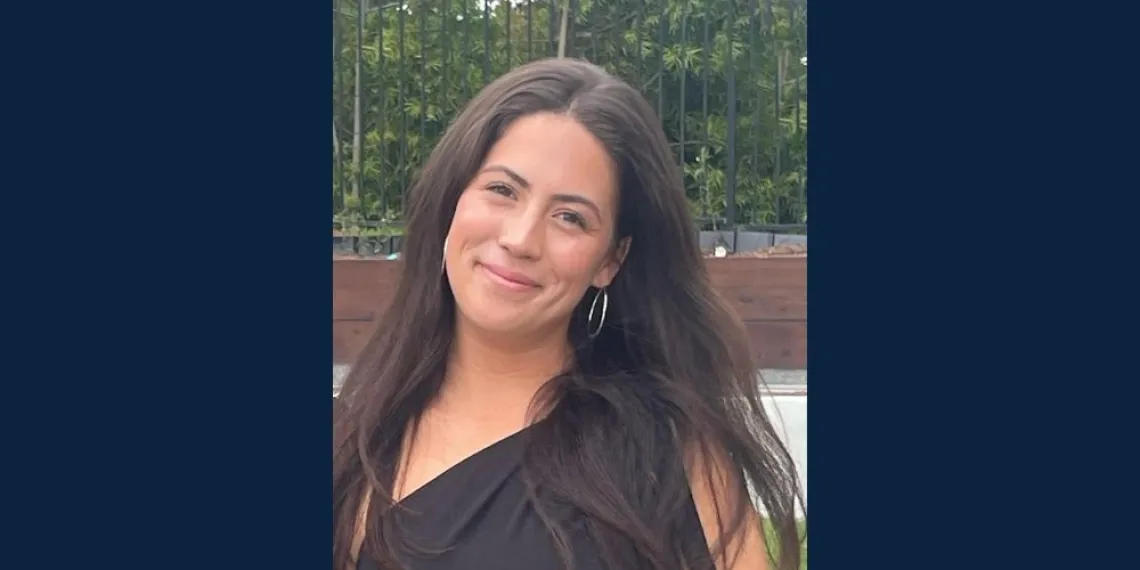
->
[[558, 211, 588, 229], [486, 183, 514, 198]]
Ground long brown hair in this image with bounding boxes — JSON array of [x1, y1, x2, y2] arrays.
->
[[333, 58, 805, 570]]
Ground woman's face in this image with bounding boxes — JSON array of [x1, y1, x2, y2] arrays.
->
[[445, 112, 629, 338]]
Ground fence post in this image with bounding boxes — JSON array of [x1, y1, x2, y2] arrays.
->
[[726, 1, 738, 229], [484, 0, 492, 80], [557, 0, 570, 57]]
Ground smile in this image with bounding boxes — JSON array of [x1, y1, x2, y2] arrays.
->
[[478, 263, 540, 292]]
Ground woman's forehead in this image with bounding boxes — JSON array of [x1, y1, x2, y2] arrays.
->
[[480, 113, 618, 205]]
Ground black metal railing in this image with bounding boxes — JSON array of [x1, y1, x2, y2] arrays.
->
[[333, 0, 807, 231]]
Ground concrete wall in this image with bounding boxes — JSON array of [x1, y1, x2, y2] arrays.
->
[[762, 391, 808, 511]]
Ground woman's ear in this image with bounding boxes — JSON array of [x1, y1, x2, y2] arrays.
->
[[592, 237, 631, 289]]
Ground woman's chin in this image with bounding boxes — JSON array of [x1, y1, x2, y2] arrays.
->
[[457, 307, 528, 335]]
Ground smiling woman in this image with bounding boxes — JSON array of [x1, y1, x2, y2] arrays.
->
[[446, 112, 628, 340], [333, 58, 805, 570]]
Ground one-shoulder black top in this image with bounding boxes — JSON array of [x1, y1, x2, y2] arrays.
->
[[356, 427, 711, 570]]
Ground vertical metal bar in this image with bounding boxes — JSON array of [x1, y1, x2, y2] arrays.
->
[[611, 5, 621, 74], [792, 0, 800, 135], [701, 8, 710, 226], [635, 0, 644, 83], [398, 0, 407, 208], [462, 0, 470, 100], [701, 11, 709, 153], [749, 0, 758, 200], [765, 0, 775, 222], [657, 0, 665, 119], [506, 0, 512, 69], [726, 4, 737, 229], [589, 2, 597, 61], [419, 0, 427, 160], [549, 1, 559, 57], [792, 0, 803, 218], [354, 0, 365, 210], [442, 0, 450, 116], [527, 0, 534, 61], [333, 0, 344, 209], [767, 0, 776, 215], [774, 46, 783, 224], [794, 71, 801, 133], [378, 4, 387, 215], [678, 5, 688, 167], [483, 0, 491, 83], [556, 0, 569, 57], [568, 0, 578, 59]]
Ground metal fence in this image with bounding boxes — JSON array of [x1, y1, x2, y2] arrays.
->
[[332, 0, 807, 232]]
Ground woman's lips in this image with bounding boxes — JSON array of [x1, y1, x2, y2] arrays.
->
[[478, 262, 539, 292]]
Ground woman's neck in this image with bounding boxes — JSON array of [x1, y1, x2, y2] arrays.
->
[[432, 318, 570, 427]]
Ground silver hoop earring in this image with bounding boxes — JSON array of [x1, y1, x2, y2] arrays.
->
[[441, 237, 449, 273], [587, 287, 609, 339]]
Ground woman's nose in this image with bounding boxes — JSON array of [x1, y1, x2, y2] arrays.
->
[[497, 209, 543, 260]]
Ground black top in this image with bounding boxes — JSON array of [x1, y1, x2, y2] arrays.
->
[[356, 427, 710, 570]]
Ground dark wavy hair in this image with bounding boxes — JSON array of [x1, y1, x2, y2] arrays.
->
[[334, 58, 805, 570]]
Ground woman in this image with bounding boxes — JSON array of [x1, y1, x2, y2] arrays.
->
[[333, 58, 805, 570]]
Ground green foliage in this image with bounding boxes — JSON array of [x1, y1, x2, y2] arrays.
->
[[333, 0, 807, 226], [763, 517, 808, 570]]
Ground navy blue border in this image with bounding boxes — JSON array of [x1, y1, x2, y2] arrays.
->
[[4, 2, 330, 566], [810, 1, 1068, 569], [4, 0, 1081, 567]]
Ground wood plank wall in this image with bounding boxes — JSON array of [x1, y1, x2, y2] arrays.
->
[[333, 257, 806, 369]]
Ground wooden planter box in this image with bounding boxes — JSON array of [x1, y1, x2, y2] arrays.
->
[[333, 256, 806, 369]]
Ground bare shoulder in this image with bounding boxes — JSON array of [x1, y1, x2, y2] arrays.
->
[[684, 441, 769, 570]]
